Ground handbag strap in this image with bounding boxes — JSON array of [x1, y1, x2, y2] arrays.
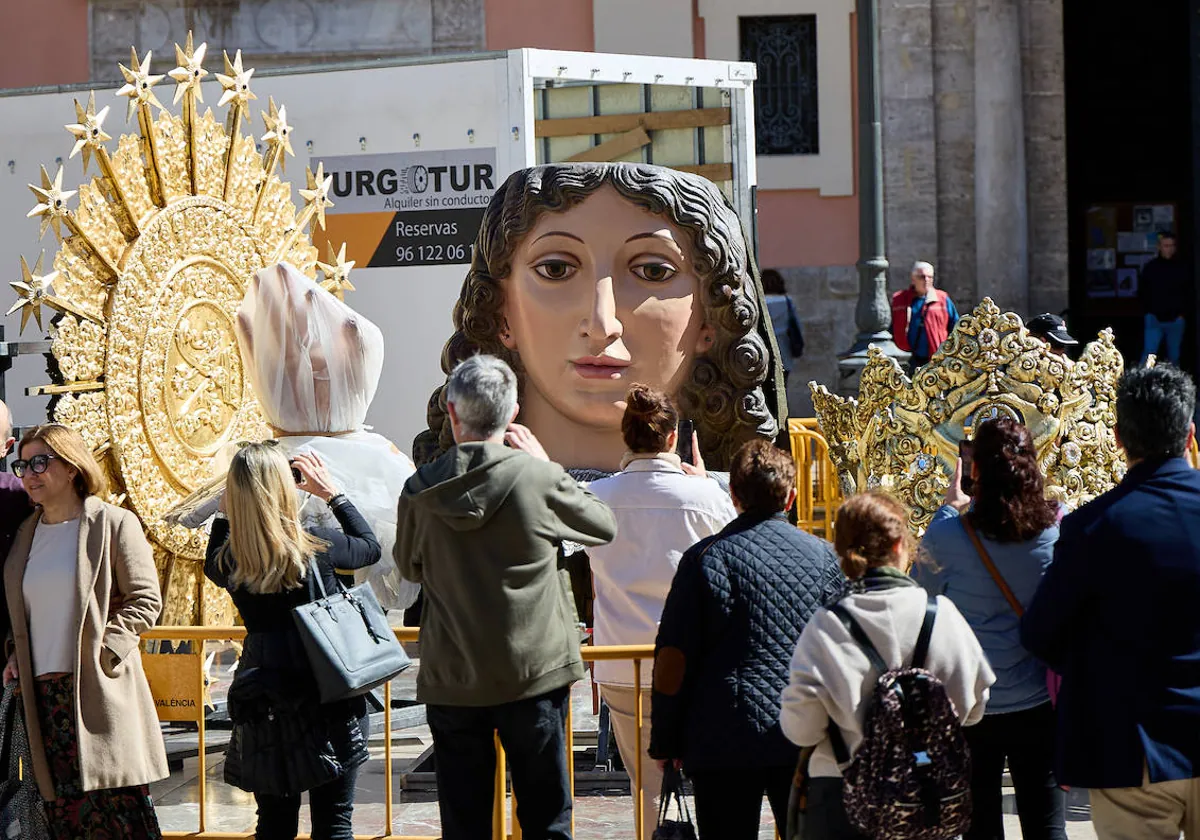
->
[[961, 515, 1024, 617], [657, 763, 693, 826]]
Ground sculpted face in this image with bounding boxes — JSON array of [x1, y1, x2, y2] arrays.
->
[[500, 187, 714, 467]]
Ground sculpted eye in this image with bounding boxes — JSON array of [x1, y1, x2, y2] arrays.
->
[[632, 262, 677, 283], [534, 260, 577, 281]]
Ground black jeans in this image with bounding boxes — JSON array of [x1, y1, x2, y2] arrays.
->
[[689, 766, 793, 840], [253, 714, 369, 840], [428, 686, 572, 840], [805, 777, 868, 840], [964, 702, 1066, 840], [254, 764, 360, 840]]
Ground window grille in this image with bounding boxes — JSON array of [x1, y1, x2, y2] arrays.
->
[[740, 15, 820, 156]]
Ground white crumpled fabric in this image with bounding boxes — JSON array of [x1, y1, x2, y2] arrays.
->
[[221, 262, 419, 610]]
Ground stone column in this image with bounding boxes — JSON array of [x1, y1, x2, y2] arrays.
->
[[974, 0, 1029, 314]]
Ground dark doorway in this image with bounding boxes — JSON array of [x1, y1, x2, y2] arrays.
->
[[1064, 0, 1195, 371]]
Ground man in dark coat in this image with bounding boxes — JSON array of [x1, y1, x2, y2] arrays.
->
[[650, 438, 843, 839], [1139, 233, 1190, 365], [1023, 365, 1200, 839], [0, 401, 32, 639]]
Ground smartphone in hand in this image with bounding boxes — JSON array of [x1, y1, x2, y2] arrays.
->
[[677, 419, 695, 466], [958, 439, 975, 495]]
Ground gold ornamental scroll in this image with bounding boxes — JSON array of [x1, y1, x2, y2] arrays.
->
[[11, 36, 346, 626], [810, 299, 1127, 533]]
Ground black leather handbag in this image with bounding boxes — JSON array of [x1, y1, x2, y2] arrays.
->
[[652, 764, 698, 840], [292, 559, 411, 703], [0, 683, 50, 839]]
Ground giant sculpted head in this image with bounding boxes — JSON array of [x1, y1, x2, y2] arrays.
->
[[414, 162, 787, 472]]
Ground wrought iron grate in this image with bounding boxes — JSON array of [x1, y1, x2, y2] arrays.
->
[[740, 15, 820, 156]]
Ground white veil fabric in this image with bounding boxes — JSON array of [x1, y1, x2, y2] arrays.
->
[[236, 263, 418, 610]]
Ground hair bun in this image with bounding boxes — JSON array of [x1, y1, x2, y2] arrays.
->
[[624, 384, 659, 420]]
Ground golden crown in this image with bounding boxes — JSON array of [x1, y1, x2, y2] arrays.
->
[[810, 298, 1127, 532]]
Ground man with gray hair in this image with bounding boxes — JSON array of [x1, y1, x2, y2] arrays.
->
[[395, 354, 616, 839], [0, 400, 32, 639], [891, 260, 961, 371]]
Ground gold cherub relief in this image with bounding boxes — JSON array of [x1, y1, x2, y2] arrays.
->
[[811, 299, 1126, 532]]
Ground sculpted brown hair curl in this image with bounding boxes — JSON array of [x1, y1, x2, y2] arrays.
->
[[412, 162, 787, 470], [622, 385, 678, 455]]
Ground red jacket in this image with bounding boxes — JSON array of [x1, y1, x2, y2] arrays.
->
[[891, 287, 954, 355]]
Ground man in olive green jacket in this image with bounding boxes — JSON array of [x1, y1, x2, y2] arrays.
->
[[396, 355, 616, 840]]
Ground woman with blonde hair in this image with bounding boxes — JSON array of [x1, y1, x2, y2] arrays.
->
[[205, 442, 381, 840], [2, 423, 167, 838]]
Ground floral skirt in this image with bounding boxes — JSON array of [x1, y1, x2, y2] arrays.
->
[[33, 674, 162, 840]]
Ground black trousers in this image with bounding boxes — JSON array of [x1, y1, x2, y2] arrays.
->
[[254, 764, 360, 840], [689, 766, 793, 840], [805, 777, 869, 840], [253, 714, 370, 840], [964, 702, 1066, 840], [428, 687, 573, 840]]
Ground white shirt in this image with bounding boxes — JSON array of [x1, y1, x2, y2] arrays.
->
[[24, 518, 82, 676], [587, 455, 737, 686]]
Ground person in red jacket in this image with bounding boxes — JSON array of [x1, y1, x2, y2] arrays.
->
[[891, 261, 961, 371]]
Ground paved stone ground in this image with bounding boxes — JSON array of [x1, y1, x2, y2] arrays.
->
[[152, 646, 1099, 839]]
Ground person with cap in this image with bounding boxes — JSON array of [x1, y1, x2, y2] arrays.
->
[[1027, 313, 1079, 358]]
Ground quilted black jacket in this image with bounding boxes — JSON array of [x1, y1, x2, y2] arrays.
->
[[649, 512, 843, 771]]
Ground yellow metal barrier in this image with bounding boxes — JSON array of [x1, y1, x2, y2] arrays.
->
[[142, 627, 658, 840], [787, 419, 842, 538]]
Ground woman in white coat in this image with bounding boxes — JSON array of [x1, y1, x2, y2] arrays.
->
[[780, 492, 995, 839]]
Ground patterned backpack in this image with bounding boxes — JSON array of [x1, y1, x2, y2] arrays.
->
[[826, 592, 972, 840]]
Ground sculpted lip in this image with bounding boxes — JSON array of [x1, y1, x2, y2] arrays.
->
[[571, 355, 631, 379]]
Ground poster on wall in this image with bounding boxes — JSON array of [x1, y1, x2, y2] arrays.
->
[[1133, 206, 1155, 232], [1116, 268, 1139, 298], [311, 148, 497, 268]]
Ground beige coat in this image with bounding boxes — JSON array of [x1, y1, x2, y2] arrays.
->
[[5, 496, 169, 799]]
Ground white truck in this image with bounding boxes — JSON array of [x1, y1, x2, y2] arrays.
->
[[0, 47, 759, 455]]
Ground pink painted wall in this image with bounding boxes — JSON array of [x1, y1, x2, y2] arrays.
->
[[757, 192, 859, 268], [485, 0, 595, 50], [0, 0, 89, 90]]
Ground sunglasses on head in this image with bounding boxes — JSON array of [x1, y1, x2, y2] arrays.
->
[[12, 453, 61, 478]]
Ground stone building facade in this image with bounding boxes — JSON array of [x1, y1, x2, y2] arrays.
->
[[1, 0, 1072, 416]]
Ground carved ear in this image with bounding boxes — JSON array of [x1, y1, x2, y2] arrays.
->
[[694, 323, 716, 354], [499, 319, 517, 350]]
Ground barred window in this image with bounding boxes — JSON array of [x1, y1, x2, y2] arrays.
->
[[740, 15, 820, 156]]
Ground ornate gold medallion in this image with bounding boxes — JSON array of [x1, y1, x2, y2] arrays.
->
[[11, 37, 349, 625], [811, 299, 1126, 532]]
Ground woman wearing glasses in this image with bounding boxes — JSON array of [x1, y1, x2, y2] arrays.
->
[[2, 423, 167, 838]]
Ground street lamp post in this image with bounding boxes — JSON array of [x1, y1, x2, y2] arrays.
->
[[837, 0, 908, 394]]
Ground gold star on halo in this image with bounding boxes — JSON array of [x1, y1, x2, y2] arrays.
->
[[299, 162, 334, 231], [168, 32, 209, 106], [27, 165, 77, 241], [8, 253, 60, 335], [261, 97, 295, 168], [317, 242, 356, 297], [117, 47, 165, 122], [65, 92, 112, 173], [216, 49, 257, 109]]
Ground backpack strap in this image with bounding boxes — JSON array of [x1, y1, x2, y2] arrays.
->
[[828, 603, 888, 674], [826, 603, 888, 767], [961, 515, 1025, 617], [911, 592, 938, 670]]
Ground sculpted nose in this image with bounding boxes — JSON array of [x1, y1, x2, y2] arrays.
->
[[582, 275, 623, 349]]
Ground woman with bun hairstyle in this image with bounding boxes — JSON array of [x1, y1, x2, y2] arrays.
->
[[586, 384, 736, 833], [781, 493, 994, 840], [916, 418, 1066, 840]]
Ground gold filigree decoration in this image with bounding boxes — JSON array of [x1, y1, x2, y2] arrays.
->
[[11, 32, 353, 627], [810, 299, 1126, 532]]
